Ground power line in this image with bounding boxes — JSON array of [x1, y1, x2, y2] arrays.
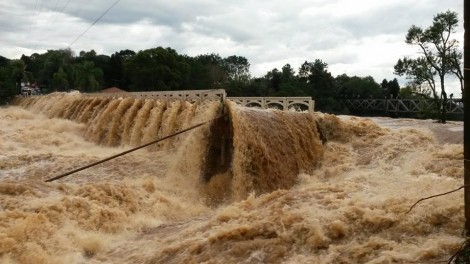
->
[[35, 0, 68, 47], [48, 0, 73, 30], [27, 0, 40, 38], [67, 0, 121, 48], [31, 0, 70, 51], [59, 0, 72, 14]]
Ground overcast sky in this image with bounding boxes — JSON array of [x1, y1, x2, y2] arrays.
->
[[0, 0, 464, 94]]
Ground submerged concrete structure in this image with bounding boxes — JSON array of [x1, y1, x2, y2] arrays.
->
[[87, 89, 315, 112], [229, 97, 314, 112]]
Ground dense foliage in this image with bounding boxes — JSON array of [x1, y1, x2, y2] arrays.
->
[[0, 10, 463, 120], [394, 10, 462, 123], [0, 47, 394, 113]]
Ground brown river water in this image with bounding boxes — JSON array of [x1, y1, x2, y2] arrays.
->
[[0, 92, 464, 263]]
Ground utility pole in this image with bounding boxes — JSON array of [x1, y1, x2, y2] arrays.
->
[[464, 0, 470, 234]]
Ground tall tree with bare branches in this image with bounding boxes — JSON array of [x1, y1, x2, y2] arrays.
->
[[395, 10, 461, 123]]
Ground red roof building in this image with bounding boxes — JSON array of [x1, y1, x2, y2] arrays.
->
[[101, 87, 127, 93]]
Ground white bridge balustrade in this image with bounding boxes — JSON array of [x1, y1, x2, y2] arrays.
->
[[85, 89, 315, 112], [228, 97, 315, 112], [87, 89, 227, 102]]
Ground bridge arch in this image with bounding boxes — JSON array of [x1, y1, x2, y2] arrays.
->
[[84, 91, 315, 112], [266, 102, 284, 110], [288, 102, 309, 112], [246, 101, 262, 108]]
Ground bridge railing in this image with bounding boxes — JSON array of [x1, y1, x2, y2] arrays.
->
[[33, 89, 315, 112], [86, 90, 315, 112], [87, 89, 227, 102], [341, 98, 463, 114], [228, 97, 315, 112]]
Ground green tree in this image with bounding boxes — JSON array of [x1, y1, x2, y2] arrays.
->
[[298, 60, 338, 111], [381, 79, 390, 98], [265, 68, 282, 94], [222, 55, 251, 96], [194, 53, 227, 89], [281, 64, 295, 81], [21, 53, 45, 89], [274, 64, 305, 96], [78, 50, 97, 60], [0, 55, 9, 68], [72, 61, 103, 92], [448, 50, 463, 96], [108, 52, 125, 89], [38, 49, 74, 90], [399, 82, 432, 99], [77, 50, 112, 87], [51, 66, 69, 91], [0, 58, 17, 103], [185, 56, 211, 90], [389, 78, 400, 99], [336, 75, 382, 99], [223, 55, 250, 82], [125, 47, 190, 91], [0, 59, 34, 102], [395, 57, 439, 100], [108, 49, 135, 90], [395, 10, 461, 123], [10, 59, 31, 93]]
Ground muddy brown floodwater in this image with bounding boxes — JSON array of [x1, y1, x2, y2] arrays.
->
[[0, 93, 464, 263]]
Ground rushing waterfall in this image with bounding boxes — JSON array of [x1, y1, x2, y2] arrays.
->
[[0, 92, 464, 263], [15, 93, 325, 201]]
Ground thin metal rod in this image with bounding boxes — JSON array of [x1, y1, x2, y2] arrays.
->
[[45, 116, 223, 182]]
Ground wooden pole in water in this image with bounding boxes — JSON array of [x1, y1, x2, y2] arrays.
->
[[45, 115, 225, 182], [464, 0, 470, 234]]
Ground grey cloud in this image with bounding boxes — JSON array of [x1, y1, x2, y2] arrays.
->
[[0, 0, 464, 84], [335, 0, 462, 38], [188, 20, 254, 42], [46, 0, 225, 28], [0, 2, 37, 33]]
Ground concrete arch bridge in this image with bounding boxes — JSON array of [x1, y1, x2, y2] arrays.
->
[[228, 97, 314, 112], [86, 89, 315, 112]]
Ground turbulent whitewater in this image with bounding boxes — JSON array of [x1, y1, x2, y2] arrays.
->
[[0, 92, 464, 263]]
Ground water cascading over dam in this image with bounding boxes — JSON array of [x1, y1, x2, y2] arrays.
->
[[14, 92, 324, 201], [1, 91, 465, 263]]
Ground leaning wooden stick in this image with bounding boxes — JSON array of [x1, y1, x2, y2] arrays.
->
[[407, 184, 470, 214], [45, 115, 225, 182]]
